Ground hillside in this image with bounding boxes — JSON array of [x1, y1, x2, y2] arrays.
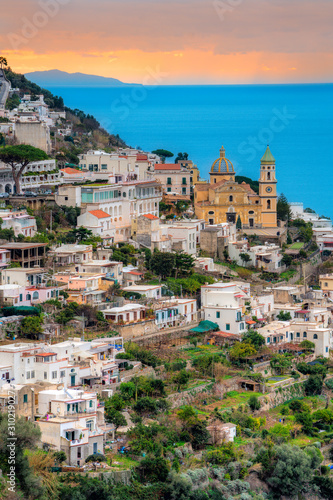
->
[[4, 67, 127, 158], [25, 69, 141, 87]]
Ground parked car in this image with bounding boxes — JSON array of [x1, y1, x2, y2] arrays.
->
[[24, 191, 38, 197], [43, 190, 53, 195], [0, 192, 9, 198]]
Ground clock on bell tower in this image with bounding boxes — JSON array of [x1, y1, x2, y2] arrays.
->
[[259, 145, 277, 227]]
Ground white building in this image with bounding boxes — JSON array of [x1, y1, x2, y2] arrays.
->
[[77, 210, 115, 245], [0, 159, 60, 194], [0, 209, 37, 238], [228, 241, 284, 272], [37, 388, 107, 466], [122, 284, 162, 299], [201, 282, 250, 334]]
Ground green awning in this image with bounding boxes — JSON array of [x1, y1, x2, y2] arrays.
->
[[190, 320, 219, 333]]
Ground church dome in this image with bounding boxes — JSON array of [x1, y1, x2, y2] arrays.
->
[[211, 146, 235, 174]]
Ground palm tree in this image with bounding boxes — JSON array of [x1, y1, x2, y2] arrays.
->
[[0, 56, 8, 69]]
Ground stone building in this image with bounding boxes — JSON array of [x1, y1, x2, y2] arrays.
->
[[194, 145, 277, 229]]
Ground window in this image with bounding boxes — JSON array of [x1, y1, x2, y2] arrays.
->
[[325, 282, 328, 287], [44, 372, 47, 379], [286, 331, 289, 338], [89, 400, 93, 408], [267, 172, 271, 180], [296, 332, 300, 338], [240, 323, 244, 330], [23, 394, 28, 403], [226, 324, 230, 331], [216, 311, 220, 319], [313, 334, 318, 339], [60, 370, 65, 378], [52, 371, 57, 379], [267, 337, 270, 344], [236, 312, 241, 321], [19, 294, 23, 301], [303, 332, 307, 338], [182, 187, 186, 195], [31, 371, 35, 379], [208, 211, 215, 215], [229, 195, 233, 202], [101, 164, 108, 169], [326, 347, 329, 353], [182, 177, 187, 185], [167, 177, 172, 185], [167, 187, 171, 192], [26, 371, 30, 379], [267, 200, 271, 210]]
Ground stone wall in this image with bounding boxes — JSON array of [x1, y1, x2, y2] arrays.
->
[[258, 381, 306, 410], [167, 382, 214, 408]]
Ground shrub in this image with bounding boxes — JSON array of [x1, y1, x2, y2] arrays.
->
[[248, 395, 261, 411], [85, 453, 106, 463]]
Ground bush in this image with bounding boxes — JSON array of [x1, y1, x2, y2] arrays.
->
[[248, 395, 261, 411], [304, 375, 323, 396], [85, 453, 106, 463]]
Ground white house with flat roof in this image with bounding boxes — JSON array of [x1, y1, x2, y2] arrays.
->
[[201, 282, 250, 334], [122, 284, 162, 299]]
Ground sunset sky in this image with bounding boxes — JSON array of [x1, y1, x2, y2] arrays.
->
[[2, 0, 333, 84]]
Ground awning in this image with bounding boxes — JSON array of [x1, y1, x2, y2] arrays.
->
[[190, 320, 219, 333], [296, 310, 309, 314], [246, 320, 256, 325]]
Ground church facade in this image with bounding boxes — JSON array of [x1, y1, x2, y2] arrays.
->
[[194, 145, 277, 229]]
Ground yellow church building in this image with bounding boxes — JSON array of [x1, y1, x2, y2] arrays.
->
[[194, 145, 278, 228]]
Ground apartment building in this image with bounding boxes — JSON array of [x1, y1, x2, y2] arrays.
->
[[153, 163, 192, 196]]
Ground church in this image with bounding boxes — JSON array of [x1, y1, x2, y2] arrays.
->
[[194, 145, 278, 228]]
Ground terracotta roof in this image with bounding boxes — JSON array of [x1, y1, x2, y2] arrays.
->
[[36, 352, 56, 357], [210, 331, 241, 338], [136, 154, 148, 160], [62, 167, 82, 175], [154, 163, 181, 170], [127, 271, 144, 276], [88, 210, 110, 219], [142, 214, 159, 220]]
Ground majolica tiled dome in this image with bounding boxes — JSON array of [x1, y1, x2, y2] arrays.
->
[[211, 146, 235, 174]]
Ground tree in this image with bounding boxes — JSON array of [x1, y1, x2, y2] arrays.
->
[[105, 407, 127, 431], [173, 369, 190, 391], [248, 395, 261, 411], [0, 145, 48, 194], [277, 193, 292, 221], [267, 444, 320, 497], [175, 152, 189, 163], [177, 405, 197, 423], [277, 310, 292, 321], [239, 252, 251, 267], [270, 354, 292, 375], [281, 253, 293, 267], [304, 374, 323, 396], [105, 393, 126, 411], [53, 450, 67, 465], [0, 56, 8, 69], [242, 330, 265, 350], [149, 251, 176, 279], [151, 149, 174, 162], [136, 456, 169, 483], [133, 396, 158, 416], [20, 316, 43, 340], [299, 340, 315, 350], [229, 341, 257, 361], [236, 215, 242, 230], [174, 252, 195, 278], [74, 226, 94, 242], [188, 420, 210, 449]]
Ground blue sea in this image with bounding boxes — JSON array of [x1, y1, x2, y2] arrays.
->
[[48, 84, 333, 218]]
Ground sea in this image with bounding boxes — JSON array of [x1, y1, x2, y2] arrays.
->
[[48, 84, 333, 219]]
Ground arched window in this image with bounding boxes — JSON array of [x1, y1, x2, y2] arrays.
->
[[267, 200, 271, 210], [267, 172, 271, 180], [32, 291, 39, 300], [26, 293, 31, 301], [313, 334, 318, 339], [229, 195, 233, 202]]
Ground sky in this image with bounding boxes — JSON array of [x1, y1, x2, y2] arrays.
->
[[1, 0, 333, 84]]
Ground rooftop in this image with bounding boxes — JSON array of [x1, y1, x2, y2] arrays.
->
[[88, 209, 111, 219]]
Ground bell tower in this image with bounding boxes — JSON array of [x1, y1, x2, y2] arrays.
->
[[259, 145, 277, 227]]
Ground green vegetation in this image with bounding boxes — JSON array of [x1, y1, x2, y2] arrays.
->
[[0, 144, 48, 194]]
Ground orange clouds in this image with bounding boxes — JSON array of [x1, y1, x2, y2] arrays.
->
[[1, 0, 333, 83]]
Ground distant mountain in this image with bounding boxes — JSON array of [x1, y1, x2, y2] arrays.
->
[[25, 69, 140, 87]]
